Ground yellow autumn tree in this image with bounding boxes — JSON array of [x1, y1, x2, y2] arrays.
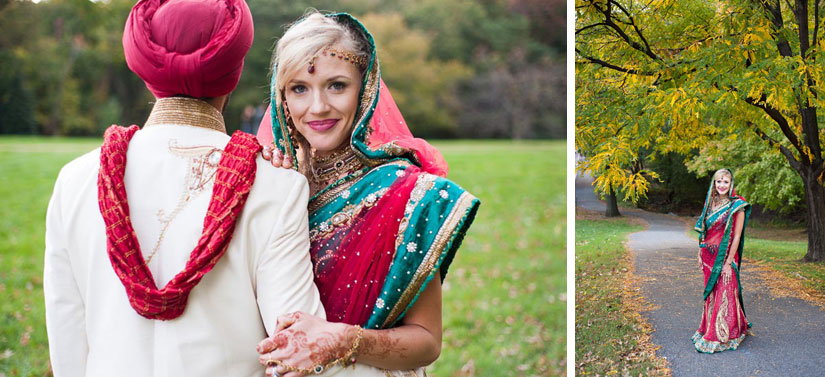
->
[[359, 12, 473, 137], [577, 0, 825, 261]]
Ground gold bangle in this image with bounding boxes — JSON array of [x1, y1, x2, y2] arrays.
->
[[269, 326, 364, 374]]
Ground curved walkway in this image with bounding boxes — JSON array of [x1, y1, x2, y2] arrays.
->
[[576, 173, 825, 376]]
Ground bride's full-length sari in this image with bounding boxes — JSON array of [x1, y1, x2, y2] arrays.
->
[[692, 169, 751, 353]]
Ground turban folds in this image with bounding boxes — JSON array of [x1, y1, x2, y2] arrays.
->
[[123, 0, 254, 98]]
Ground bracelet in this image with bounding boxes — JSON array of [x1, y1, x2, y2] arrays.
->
[[267, 325, 364, 374]]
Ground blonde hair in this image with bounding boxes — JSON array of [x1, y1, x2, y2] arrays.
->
[[272, 11, 370, 104]]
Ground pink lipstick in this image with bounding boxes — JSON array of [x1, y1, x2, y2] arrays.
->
[[307, 119, 339, 132]]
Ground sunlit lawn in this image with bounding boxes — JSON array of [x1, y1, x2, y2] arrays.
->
[[574, 216, 668, 377], [685, 223, 825, 296], [0, 137, 565, 377], [432, 140, 566, 376]]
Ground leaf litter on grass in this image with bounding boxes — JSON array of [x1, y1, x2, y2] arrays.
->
[[576, 209, 670, 377]]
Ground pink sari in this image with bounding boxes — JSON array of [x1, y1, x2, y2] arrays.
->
[[693, 205, 749, 353], [692, 170, 751, 353]]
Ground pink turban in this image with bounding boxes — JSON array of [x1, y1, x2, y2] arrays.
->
[[123, 0, 254, 98]]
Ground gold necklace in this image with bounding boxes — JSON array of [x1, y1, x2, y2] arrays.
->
[[711, 196, 731, 211], [310, 146, 363, 186]]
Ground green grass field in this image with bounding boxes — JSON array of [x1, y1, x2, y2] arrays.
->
[[684, 223, 825, 298], [575, 217, 668, 377], [0, 137, 565, 377], [742, 239, 825, 297]]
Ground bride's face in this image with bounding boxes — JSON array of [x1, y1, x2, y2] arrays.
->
[[715, 174, 731, 196], [283, 50, 362, 155]]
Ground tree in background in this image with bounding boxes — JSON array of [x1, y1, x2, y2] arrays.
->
[[361, 12, 472, 137], [0, 51, 36, 134], [460, 50, 565, 139], [0, 0, 564, 140], [686, 134, 806, 214], [576, 0, 825, 261], [0, 0, 37, 134], [404, 0, 566, 138]]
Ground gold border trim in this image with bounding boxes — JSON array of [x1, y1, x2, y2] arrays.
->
[[309, 160, 411, 214], [381, 191, 477, 327]]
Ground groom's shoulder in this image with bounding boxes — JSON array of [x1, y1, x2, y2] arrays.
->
[[248, 156, 309, 200], [55, 147, 101, 188]]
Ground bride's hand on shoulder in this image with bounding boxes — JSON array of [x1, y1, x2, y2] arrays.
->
[[261, 144, 293, 169], [257, 311, 358, 377]]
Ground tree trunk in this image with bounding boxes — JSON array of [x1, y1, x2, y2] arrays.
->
[[605, 186, 621, 217], [801, 170, 825, 262]]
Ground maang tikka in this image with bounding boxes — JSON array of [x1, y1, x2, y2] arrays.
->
[[308, 46, 368, 73]]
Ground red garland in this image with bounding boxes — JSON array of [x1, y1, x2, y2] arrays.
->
[[97, 125, 262, 320]]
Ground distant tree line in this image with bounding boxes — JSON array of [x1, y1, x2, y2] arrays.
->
[[0, 0, 565, 139]]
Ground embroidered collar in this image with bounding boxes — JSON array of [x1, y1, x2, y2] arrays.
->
[[144, 97, 226, 133]]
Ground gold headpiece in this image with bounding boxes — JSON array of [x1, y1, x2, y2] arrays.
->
[[308, 46, 369, 73]]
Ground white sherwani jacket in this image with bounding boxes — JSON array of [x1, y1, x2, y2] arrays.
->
[[43, 107, 327, 376]]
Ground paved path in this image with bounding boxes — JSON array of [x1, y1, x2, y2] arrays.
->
[[576, 173, 825, 377]]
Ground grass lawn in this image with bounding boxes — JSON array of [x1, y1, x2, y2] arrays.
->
[[575, 214, 669, 377], [0, 137, 101, 377], [684, 220, 825, 302], [0, 137, 566, 377], [431, 140, 567, 376], [746, 239, 825, 301]]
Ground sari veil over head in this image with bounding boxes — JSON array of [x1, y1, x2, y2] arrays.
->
[[256, 13, 479, 330]]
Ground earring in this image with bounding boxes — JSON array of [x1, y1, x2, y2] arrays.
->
[[283, 101, 291, 118]]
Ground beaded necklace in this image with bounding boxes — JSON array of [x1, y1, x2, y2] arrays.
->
[[310, 145, 364, 189]]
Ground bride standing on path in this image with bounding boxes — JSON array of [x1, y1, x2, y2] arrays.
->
[[692, 168, 751, 353]]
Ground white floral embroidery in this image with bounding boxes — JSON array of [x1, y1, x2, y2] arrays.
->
[[376, 298, 385, 309], [319, 222, 332, 232], [366, 193, 377, 204], [406, 242, 417, 253], [395, 170, 405, 177], [341, 189, 350, 199], [439, 189, 448, 199]]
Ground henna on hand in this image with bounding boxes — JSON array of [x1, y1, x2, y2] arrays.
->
[[257, 314, 356, 371]]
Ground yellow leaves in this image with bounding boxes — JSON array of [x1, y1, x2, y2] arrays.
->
[[669, 89, 683, 107], [741, 47, 756, 63], [649, 0, 676, 8], [765, 91, 776, 107], [747, 83, 765, 100], [742, 27, 770, 45], [576, 0, 608, 16]]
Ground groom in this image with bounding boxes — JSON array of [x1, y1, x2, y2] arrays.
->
[[43, 0, 323, 376]]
